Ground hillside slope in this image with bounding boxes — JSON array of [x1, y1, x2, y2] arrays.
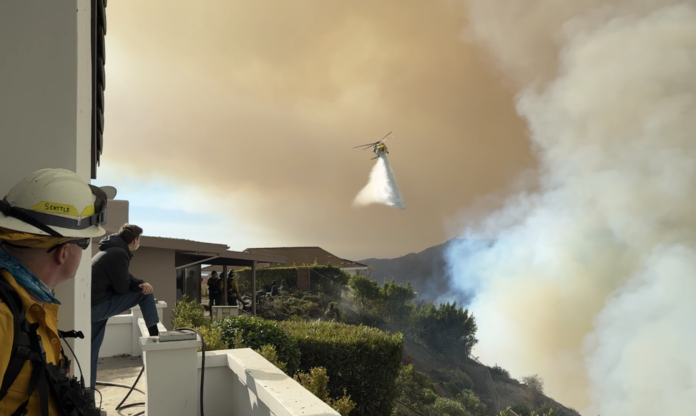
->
[[359, 239, 459, 301], [359, 238, 493, 302], [402, 339, 581, 416]]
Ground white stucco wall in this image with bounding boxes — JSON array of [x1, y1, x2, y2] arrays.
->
[[0, 0, 94, 384], [130, 247, 177, 330]]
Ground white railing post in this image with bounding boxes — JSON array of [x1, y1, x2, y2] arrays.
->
[[132, 301, 167, 356], [137, 321, 340, 416], [139, 322, 200, 416]]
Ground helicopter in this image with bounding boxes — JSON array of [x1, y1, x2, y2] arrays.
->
[[354, 131, 395, 160]]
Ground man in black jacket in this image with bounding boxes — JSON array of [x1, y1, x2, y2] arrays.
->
[[90, 223, 160, 388]]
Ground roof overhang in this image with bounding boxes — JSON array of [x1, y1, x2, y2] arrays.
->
[[140, 236, 228, 252], [176, 249, 285, 269], [92, 235, 286, 268]]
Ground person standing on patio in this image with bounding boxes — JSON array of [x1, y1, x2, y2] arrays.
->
[[90, 223, 160, 389], [207, 270, 222, 307], [226, 271, 239, 306]]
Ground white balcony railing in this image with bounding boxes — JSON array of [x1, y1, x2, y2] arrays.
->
[[100, 303, 240, 358], [138, 320, 340, 416], [99, 301, 168, 358]]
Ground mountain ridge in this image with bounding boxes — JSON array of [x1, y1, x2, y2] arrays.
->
[[358, 238, 473, 302]]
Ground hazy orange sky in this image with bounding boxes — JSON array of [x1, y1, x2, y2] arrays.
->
[[96, 0, 534, 260], [95, 3, 696, 412]]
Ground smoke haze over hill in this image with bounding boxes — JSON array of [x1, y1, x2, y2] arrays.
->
[[99, 0, 535, 260], [447, 1, 696, 414], [360, 238, 495, 303]]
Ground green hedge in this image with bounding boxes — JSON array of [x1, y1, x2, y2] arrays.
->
[[235, 266, 298, 293], [216, 315, 301, 375], [257, 294, 325, 321], [235, 265, 349, 297], [280, 320, 403, 416]]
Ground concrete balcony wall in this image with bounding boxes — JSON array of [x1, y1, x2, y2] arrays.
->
[[99, 301, 167, 357], [138, 322, 340, 416], [201, 349, 340, 416]]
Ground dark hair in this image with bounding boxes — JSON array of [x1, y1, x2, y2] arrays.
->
[[118, 223, 143, 244]]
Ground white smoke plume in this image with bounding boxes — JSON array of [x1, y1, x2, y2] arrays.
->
[[353, 155, 406, 210], [447, 1, 696, 414]]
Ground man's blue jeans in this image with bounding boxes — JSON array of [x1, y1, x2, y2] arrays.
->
[[91, 291, 160, 388]]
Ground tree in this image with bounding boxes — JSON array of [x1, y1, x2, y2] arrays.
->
[[521, 374, 544, 394], [394, 364, 438, 409], [348, 275, 382, 310], [413, 301, 478, 355], [380, 278, 416, 326]]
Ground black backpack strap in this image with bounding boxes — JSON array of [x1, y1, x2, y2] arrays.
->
[[30, 323, 50, 416], [10, 322, 50, 416], [0, 276, 30, 402]]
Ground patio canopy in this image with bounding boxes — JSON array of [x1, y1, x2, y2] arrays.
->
[[143, 236, 286, 315]]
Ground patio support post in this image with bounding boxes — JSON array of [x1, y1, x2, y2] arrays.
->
[[222, 265, 228, 306], [252, 261, 257, 316]]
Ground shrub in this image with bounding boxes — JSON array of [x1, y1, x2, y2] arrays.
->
[[232, 336, 289, 374], [280, 320, 403, 416], [457, 389, 487, 416], [394, 364, 438, 410], [511, 402, 532, 416], [216, 315, 301, 375], [380, 279, 416, 327], [534, 402, 563, 416], [453, 370, 474, 390], [427, 397, 468, 416], [257, 294, 324, 321], [347, 276, 420, 330], [501, 405, 557, 416], [257, 344, 288, 373], [443, 369, 475, 395], [171, 296, 226, 352], [171, 295, 209, 328], [412, 301, 477, 355], [235, 264, 350, 297], [443, 381, 461, 397], [302, 294, 322, 303], [348, 275, 382, 310], [196, 324, 227, 352], [490, 364, 510, 378], [521, 374, 544, 394], [342, 308, 385, 329], [295, 367, 356, 416], [308, 266, 350, 297], [235, 266, 299, 294]]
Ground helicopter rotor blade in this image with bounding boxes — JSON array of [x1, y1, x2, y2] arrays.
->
[[353, 132, 394, 149], [353, 141, 379, 149], [380, 131, 395, 144]]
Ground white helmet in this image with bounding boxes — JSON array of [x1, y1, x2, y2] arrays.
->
[[0, 168, 107, 238]]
